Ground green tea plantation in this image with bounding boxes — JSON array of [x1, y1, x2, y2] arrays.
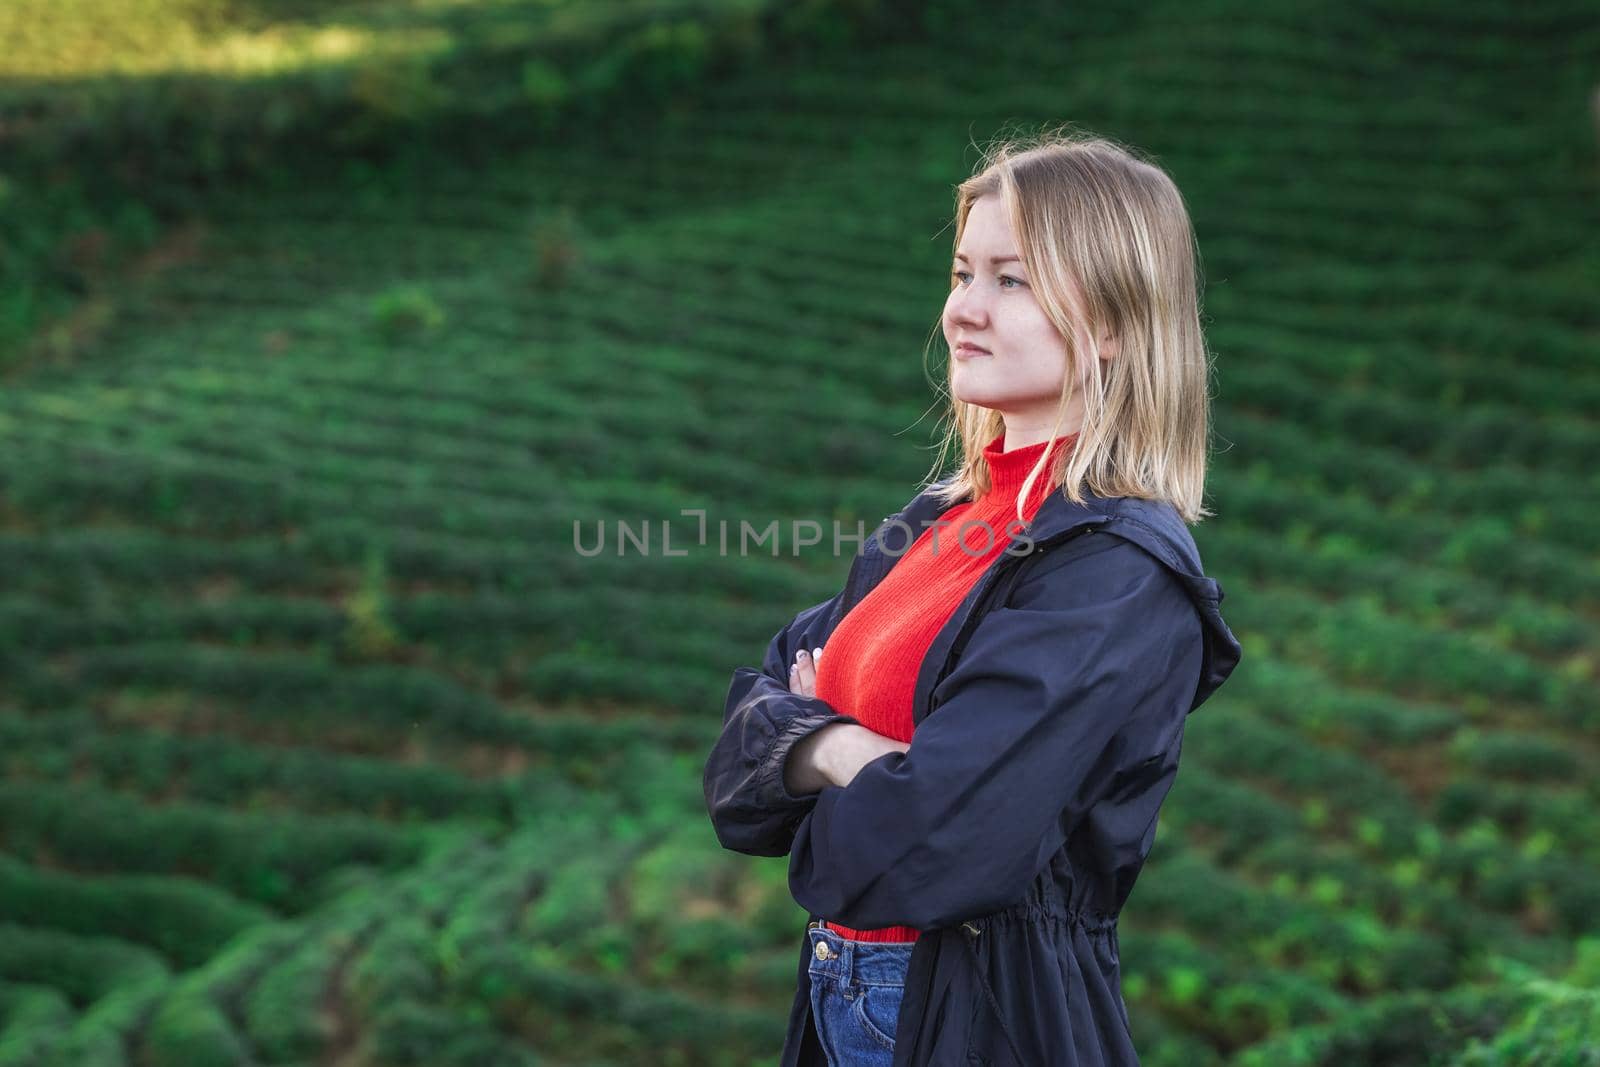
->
[[1, 1, 1598, 1064]]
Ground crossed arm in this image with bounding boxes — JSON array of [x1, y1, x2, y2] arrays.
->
[[784, 537, 1203, 931], [702, 585, 921, 857], [705, 533, 1203, 932], [783, 647, 908, 796]]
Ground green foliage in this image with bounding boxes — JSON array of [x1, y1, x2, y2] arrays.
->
[[0, 922, 168, 1000], [345, 916, 440, 1012], [0, 781, 423, 911], [141, 990, 250, 1067], [529, 203, 586, 289], [0, 983, 72, 1067], [1231, 940, 1600, 1066], [367, 998, 541, 1067], [0, 0, 923, 368], [0, 853, 271, 969], [370, 284, 446, 342], [1456, 945, 1600, 1065], [349, 53, 453, 123], [40, 982, 169, 1067], [341, 543, 403, 657], [242, 933, 342, 1062]]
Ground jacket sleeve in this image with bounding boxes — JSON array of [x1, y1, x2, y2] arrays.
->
[[702, 590, 864, 858], [786, 533, 1205, 930]]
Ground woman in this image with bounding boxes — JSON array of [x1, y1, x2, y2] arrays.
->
[[703, 130, 1243, 1066]]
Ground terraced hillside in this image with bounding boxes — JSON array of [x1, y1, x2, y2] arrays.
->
[[2, 1, 1599, 1064]]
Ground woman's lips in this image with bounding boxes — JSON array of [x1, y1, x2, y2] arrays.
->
[[955, 343, 991, 359]]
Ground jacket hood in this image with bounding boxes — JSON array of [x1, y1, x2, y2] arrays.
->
[[896, 478, 1242, 713]]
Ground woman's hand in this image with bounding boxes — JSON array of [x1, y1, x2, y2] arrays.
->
[[789, 724, 911, 792], [783, 646, 911, 794], [822, 725, 910, 788], [789, 646, 824, 697]]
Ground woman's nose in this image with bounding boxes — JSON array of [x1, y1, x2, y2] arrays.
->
[[948, 291, 987, 327]]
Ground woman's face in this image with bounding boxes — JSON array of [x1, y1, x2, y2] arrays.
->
[[942, 194, 1112, 444]]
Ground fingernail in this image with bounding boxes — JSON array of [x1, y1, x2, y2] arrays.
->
[[797, 650, 808, 661]]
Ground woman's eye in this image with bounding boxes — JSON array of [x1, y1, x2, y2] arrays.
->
[[950, 270, 1022, 289]]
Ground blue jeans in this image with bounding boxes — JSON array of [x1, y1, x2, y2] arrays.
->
[[806, 922, 914, 1066]]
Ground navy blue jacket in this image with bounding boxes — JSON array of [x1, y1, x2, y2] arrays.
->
[[703, 476, 1243, 1065]]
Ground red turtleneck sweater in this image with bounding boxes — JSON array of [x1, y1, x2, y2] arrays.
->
[[812, 429, 1080, 942]]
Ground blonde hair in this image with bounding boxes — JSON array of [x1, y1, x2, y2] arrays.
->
[[920, 125, 1217, 525]]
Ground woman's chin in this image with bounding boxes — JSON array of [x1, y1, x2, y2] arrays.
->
[[950, 378, 1002, 408]]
